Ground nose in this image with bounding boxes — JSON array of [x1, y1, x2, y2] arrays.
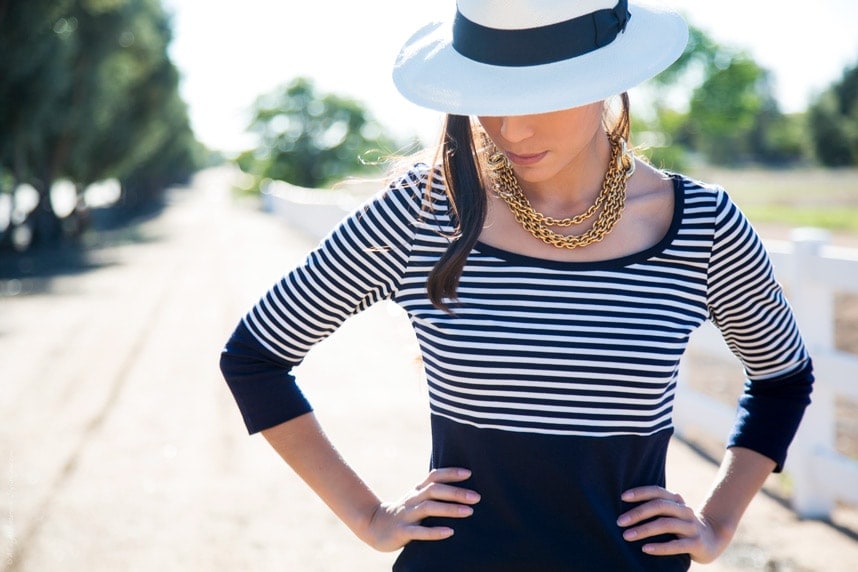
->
[[498, 115, 535, 143]]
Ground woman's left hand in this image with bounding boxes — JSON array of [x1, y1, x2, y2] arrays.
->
[[616, 486, 732, 564]]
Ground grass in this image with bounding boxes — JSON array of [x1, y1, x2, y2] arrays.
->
[[687, 166, 858, 232], [739, 204, 858, 231]]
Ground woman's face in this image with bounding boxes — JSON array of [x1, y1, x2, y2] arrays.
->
[[478, 102, 605, 187]]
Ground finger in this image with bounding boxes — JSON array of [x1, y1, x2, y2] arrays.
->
[[406, 499, 475, 520], [621, 516, 698, 542], [400, 523, 456, 542], [621, 486, 684, 504], [414, 482, 481, 505], [617, 497, 694, 527], [640, 536, 698, 556], [421, 467, 473, 486]]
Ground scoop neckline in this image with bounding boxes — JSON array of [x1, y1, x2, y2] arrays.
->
[[473, 173, 685, 271]]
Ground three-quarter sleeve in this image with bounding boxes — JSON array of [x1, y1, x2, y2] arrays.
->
[[706, 190, 814, 471], [219, 167, 428, 433]]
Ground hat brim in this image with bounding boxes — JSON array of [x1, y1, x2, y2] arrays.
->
[[392, 2, 688, 116]]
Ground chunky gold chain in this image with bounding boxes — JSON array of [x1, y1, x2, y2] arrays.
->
[[486, 137, 635, 249]]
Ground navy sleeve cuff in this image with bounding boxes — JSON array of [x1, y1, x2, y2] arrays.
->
[[726, 360, 814, 472], [219, 320, 313, 434]]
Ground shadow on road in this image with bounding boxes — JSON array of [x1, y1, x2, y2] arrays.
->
[[0, 192, 173, 294]]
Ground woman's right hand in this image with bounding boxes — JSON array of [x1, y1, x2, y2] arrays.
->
[[361, 467, 480, 552]]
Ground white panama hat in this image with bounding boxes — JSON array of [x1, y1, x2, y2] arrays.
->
[[392, 0, 688, 116]]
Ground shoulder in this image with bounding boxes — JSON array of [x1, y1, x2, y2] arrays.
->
[[647, 167, 737, 217], [385, 161, 434, 195], [379, 160, 451, 215], [628, 161, 726, 201], [661, 168, 726, 199]]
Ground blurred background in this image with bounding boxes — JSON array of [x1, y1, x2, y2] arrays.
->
[[1, 1, 857, 571], [2, 0, 858, 256]]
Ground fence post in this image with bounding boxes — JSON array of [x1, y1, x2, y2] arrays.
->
[[786, 228, 836, 519]]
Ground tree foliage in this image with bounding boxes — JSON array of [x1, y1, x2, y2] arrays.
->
[[637, 24, 810, 168], [808, 61, 858, 166], [685, 55, 771, 164], [0, 0, 204, 250], [237, 77, 401, 189]]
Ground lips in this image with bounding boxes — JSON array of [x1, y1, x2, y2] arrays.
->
[[505, 150, 548, 166]]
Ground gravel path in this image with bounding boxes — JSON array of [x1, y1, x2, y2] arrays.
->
[[1, 167, 855, 571]]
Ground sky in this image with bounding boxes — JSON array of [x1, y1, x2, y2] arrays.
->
[[162, 0, 858, 154]]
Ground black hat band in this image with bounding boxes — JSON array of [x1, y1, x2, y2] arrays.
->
[[453, 0, 631, 67]]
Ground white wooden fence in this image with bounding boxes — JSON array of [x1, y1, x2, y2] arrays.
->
[[263, 182, 858, 521]]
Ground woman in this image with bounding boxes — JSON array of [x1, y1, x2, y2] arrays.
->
[[220, 1, 814, 570]]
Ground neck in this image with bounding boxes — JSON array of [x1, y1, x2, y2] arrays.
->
[[519, 131, 613, 216]]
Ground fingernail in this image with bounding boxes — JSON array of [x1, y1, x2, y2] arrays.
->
[[466, 491, 480, 502], [621, 491, 634, 501], [617, 515, 631, 526], [458, 506, 473, 516], [458, 468, 472, 478], [623, 529, 637, 540]]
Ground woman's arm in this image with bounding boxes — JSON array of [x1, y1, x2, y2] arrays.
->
[[707, 190, 813, 470], [617, 446, 775, 563], [261, 412, 480, 552]]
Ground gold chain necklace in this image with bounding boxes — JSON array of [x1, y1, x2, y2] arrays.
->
[[486, 136, 636, 249]]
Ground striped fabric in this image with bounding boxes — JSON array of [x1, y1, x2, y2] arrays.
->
[[242, 163, 810, 439], [223, 163, 812, 569]]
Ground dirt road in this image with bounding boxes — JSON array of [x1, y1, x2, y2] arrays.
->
[[1, 167, 855, 571]]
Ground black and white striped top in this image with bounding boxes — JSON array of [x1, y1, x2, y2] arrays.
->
[[221, 164, 813, 571]]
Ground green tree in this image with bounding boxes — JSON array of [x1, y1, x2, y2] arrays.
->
[[0, 0, 75, 245], [238, 77, 400, 189], [649, 24, 724, 90], [638, 23, 809, 167], [67, 0, 204, 208], [0, 0, 203, 249], [808, 60, 858, 166], [635, 24, 737, 168], [685, 55, 773, 165], [748, 105, 808, 166]]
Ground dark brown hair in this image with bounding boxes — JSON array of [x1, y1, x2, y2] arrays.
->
[[426, 93, 631, 312]]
